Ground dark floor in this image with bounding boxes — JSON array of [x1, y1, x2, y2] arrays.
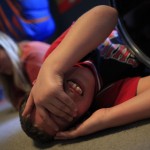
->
[[49, 0, 108, 43]]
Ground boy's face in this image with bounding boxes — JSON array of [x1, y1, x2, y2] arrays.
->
[[0, 48, 13, 75], [30, 65, 96, 136]]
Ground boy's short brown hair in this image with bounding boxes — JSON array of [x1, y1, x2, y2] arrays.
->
[[19, 94, 54, 144]]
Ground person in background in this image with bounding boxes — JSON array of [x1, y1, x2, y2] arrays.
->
[[0, 0, 56, 41], [0, 31, 50, 109]]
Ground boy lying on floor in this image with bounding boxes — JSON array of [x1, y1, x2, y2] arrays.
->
[[19, 5, 150, 143]]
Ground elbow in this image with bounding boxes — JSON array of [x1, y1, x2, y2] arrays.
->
[[91, 5, 118, 26], [93, 5, 118, 17]]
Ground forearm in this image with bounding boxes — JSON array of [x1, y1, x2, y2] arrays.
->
[[104, 88, 150, 129], [44, 5, 118, 73], [84, 88, 150, 133]]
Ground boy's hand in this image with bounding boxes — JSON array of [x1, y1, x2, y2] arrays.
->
[[55, 108, 109, 139], [22, 63, 77, 123]]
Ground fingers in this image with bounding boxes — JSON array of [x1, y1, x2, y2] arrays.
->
[[22, 94, 34, 117], [42, 91, 78, 120], [58, 92, 77, 112], [55, 127, 81, 140], [45, 94, 77, 117], [55, 122, 87, 140], [45, 103, 74, 122], [37, 107, 59, 132]]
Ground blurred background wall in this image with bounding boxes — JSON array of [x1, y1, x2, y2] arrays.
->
[[50, 0, 108, 41]]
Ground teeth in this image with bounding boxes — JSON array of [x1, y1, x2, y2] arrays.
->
[[68, 81, 83, 95], [76, 86, 82, 95], [73, 82, 77, 88]]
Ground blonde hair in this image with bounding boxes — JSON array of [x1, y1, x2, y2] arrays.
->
[[0, 32, 30, 99]]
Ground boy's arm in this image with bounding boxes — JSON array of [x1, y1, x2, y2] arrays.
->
[[44, 5, 118, 73], [55, 84, 150, 139], [23, 6, 118, 124]]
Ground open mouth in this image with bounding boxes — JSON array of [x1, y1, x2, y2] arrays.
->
[[67, 80, 83, 96]]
